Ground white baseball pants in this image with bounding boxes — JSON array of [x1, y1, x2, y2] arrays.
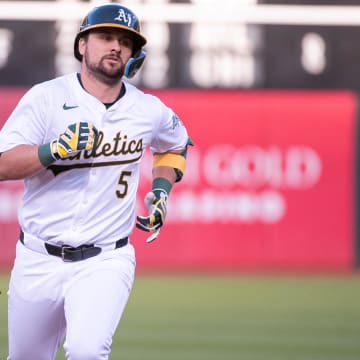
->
[[7, 240, 136, 360]]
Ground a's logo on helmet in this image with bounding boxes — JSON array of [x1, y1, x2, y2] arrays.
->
[[114, 9, 133, 26]]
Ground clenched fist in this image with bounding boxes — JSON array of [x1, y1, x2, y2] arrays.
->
[[136, 190, 168, 243], [52, 122, 98, 159], [38, 122, 98, 167]]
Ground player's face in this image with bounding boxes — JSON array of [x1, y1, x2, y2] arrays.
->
[[79, 29, 134, 85]]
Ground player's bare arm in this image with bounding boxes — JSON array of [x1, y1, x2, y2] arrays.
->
[[153, 166, 176, 183], [0, 121, 98, 181], [0, 145, 43, 180]]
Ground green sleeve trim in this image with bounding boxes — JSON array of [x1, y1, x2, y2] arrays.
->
[[172, 137, 194, 183], [38, 143, 56, 167], [180, 137, 194, 158], [152, 177, 173, 196]]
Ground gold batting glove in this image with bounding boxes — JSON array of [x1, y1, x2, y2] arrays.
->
[[136, 190, 168, 243], [52, 122, 98, 159]]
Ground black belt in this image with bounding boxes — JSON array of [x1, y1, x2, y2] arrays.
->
[[19, 230, 128, 262]]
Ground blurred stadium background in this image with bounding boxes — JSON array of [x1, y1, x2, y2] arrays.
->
[[1, 0, 360, 359]]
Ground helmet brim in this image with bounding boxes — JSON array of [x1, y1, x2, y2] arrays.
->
[[74, 24, 147, 61]]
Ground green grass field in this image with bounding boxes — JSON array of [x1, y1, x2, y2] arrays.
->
[[0, 273, 360, 360]]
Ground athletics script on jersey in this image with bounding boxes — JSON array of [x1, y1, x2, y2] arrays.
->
[[48, 130, 143, 176]]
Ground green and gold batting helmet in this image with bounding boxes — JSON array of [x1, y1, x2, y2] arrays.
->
[[74, 3, 147, 78]]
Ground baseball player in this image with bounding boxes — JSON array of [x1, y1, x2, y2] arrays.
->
[[0, 3, 192, 359]]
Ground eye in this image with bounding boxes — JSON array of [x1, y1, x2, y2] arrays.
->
[[119, 38, 133, 49], [97, 32, 113, 41], [103, 33, 114, 41]]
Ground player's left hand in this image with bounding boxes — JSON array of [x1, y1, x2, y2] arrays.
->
[[136, 190, 168, 242]]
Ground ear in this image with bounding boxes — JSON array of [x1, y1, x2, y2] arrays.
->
[[78, 37, 86, 57]]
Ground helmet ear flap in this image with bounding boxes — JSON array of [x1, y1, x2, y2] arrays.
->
[[124, 50, 146, 78]]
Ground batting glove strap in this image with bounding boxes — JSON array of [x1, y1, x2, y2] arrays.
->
[[38, 141, 59, 167], [136, 190, 168, 233]]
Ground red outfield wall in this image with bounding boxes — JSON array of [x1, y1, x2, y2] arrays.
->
[[0, 89, 357, 271]]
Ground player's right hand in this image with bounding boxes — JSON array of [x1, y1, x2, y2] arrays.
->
[[52, 122, 98, 159]]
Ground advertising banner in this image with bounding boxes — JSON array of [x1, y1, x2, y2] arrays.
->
[[0, 89, 357, 271]]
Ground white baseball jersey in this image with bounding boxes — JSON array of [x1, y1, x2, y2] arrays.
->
[[0, 72, 189, 247]]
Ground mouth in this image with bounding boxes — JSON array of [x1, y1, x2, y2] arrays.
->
[[103, 55, 121, 64]]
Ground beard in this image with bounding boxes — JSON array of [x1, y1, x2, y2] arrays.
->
[[84, 50, 125, 85]]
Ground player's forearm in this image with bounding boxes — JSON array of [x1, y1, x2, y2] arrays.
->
[[152, 166, 177, 185], [0, 145, 43, 180]]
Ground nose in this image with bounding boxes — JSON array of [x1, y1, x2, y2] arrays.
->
[[110, 39, 121, 53]]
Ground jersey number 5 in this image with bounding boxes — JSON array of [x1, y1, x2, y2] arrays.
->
[[116, 171, 132, 198]]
